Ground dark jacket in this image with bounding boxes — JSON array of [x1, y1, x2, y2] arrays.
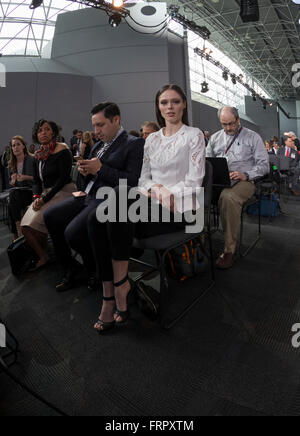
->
[[9, 155, 36, 189], [86, 131, 145, 200], [278, 147, 300, 170], [33, 149, 73, 203]]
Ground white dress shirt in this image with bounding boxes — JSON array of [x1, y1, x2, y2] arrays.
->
[[138, 124, 206, 213], [206, 126, 269, 180]]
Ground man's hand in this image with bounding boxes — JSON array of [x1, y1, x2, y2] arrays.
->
[[33, 198, 45, 212], [78, 158, 102, 176], [230, 172, 247, 182]]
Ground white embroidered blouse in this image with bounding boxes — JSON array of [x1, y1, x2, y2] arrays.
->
[[138, 124, 206, 213]]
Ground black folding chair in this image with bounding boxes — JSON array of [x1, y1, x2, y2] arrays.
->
[[130, 160, 215, 329], [0, 318, 20, 369]]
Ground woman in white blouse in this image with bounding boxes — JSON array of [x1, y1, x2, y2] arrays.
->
[[91, 84, 206, 333]]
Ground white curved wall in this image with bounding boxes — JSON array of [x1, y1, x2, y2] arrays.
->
[[0, 8, 188, 150]]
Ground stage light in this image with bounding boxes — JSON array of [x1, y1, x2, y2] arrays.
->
[[109, 13, 122, 28], [240, 0, 260, 23], [169, 6, 211, 40], [204, 48, 212, 56], [231, 74, 237, 85], [252, 93, 257, 101], [201, 81, 209, 93], [29, 0, 43, 9], [222, 71, 229, 81], [112, 0, 124, 7], [262, 101, 267, 110]]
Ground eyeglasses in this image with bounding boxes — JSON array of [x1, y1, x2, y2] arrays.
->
[[221, 120, 238, 128]]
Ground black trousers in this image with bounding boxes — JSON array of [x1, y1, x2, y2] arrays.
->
[[44, 196, 102, 275], [8, 188, 33, 233], [88, 186, 186, 282]]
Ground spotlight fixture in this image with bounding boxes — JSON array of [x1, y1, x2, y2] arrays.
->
[[252, 93, 257, 101], [222, 71, 229, 81], [109, 13, 122, 28], [204, 48, 213, 56], [112, 0, 124, 7], [201, 81, 209, 93], [262, 100, 267, 110], [240, 0, 260, 23], [29, 0, 43, 9], [231, 74, 237, 85], [69, 0, 130, 19], [169, 6, 211, 40]]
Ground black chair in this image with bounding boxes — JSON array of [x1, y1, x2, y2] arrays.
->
[[238, 183, 262, 257], [0, 318, 19, 369], [211, 176, 270, 258], [0, 191, 10, 225], [130, 160, 215, 329]]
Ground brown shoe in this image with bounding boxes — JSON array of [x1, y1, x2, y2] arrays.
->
[[291, 189, 300, 196], [216, 252, 235, 270]]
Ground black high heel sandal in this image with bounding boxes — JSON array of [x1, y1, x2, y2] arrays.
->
[[94, 296, 116, 334], [114, 275, 134, 324]]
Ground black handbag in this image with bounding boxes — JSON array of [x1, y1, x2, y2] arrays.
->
[[7, 236, 35, 276], [136, 281, 160, 320]]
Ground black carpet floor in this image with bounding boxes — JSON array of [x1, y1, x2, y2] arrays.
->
[[1, 192, 300, 416]]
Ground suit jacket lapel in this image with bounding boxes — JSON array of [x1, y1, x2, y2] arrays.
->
[[89, 141, 103, 159], [101, 131, 128, 162]]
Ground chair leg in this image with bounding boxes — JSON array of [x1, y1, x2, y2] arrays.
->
[[239, 198, 261, 258], [159, 247, 215, 330], [0, 321, 20, 368]]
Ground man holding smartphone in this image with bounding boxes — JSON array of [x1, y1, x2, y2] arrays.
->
[[44, 102, 144, 292]]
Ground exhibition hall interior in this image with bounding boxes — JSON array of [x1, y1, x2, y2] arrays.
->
[[1, 0, 300, 417]]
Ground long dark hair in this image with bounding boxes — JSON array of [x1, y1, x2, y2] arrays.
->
[[155, 84, 189, 128], [9, 136, 30, 173]]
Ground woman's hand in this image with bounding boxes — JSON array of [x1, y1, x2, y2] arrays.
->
[[10, 173, 17, 186], [33, 198, 45, 212], [16, 174, 26, 182], [150, 185, 175, 213]]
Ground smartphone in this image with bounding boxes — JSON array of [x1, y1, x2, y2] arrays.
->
[[72, 191, 87, 198]]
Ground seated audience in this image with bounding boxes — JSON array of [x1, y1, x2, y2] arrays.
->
[[272, 142, 281, 155], [80, 131, 94, 160], [204, 130, 211, 146], [70, 129, 79, 155], [278, 135, 300, 196], [44, 102, 144, 293], [8, 136, 35, 239], [265, 140, 273, 153], [1, 145, 11, 190], [141, 121, 160, 140], [29, 144, 36, 154], [88, 84, 206, 333], [288, 132, 300, 151], [21, 119, 76, 271], [129, 130, 141, 138], [206, 106, 269, 269]]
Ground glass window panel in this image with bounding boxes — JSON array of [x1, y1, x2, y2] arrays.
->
[[0, 0, 87, 56]]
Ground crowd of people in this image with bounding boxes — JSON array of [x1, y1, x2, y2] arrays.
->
[[1, 82, 297, 332], [264, 132, 300, 196]]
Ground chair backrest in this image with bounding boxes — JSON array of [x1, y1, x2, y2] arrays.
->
[[203, 160, 213, 210], [202, 160, 213, 229]]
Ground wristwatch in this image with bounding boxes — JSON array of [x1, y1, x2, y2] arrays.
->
[[244, 172, 250, 181]]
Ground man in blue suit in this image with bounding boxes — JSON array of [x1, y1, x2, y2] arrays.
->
[[44, 102, 144, 291]]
